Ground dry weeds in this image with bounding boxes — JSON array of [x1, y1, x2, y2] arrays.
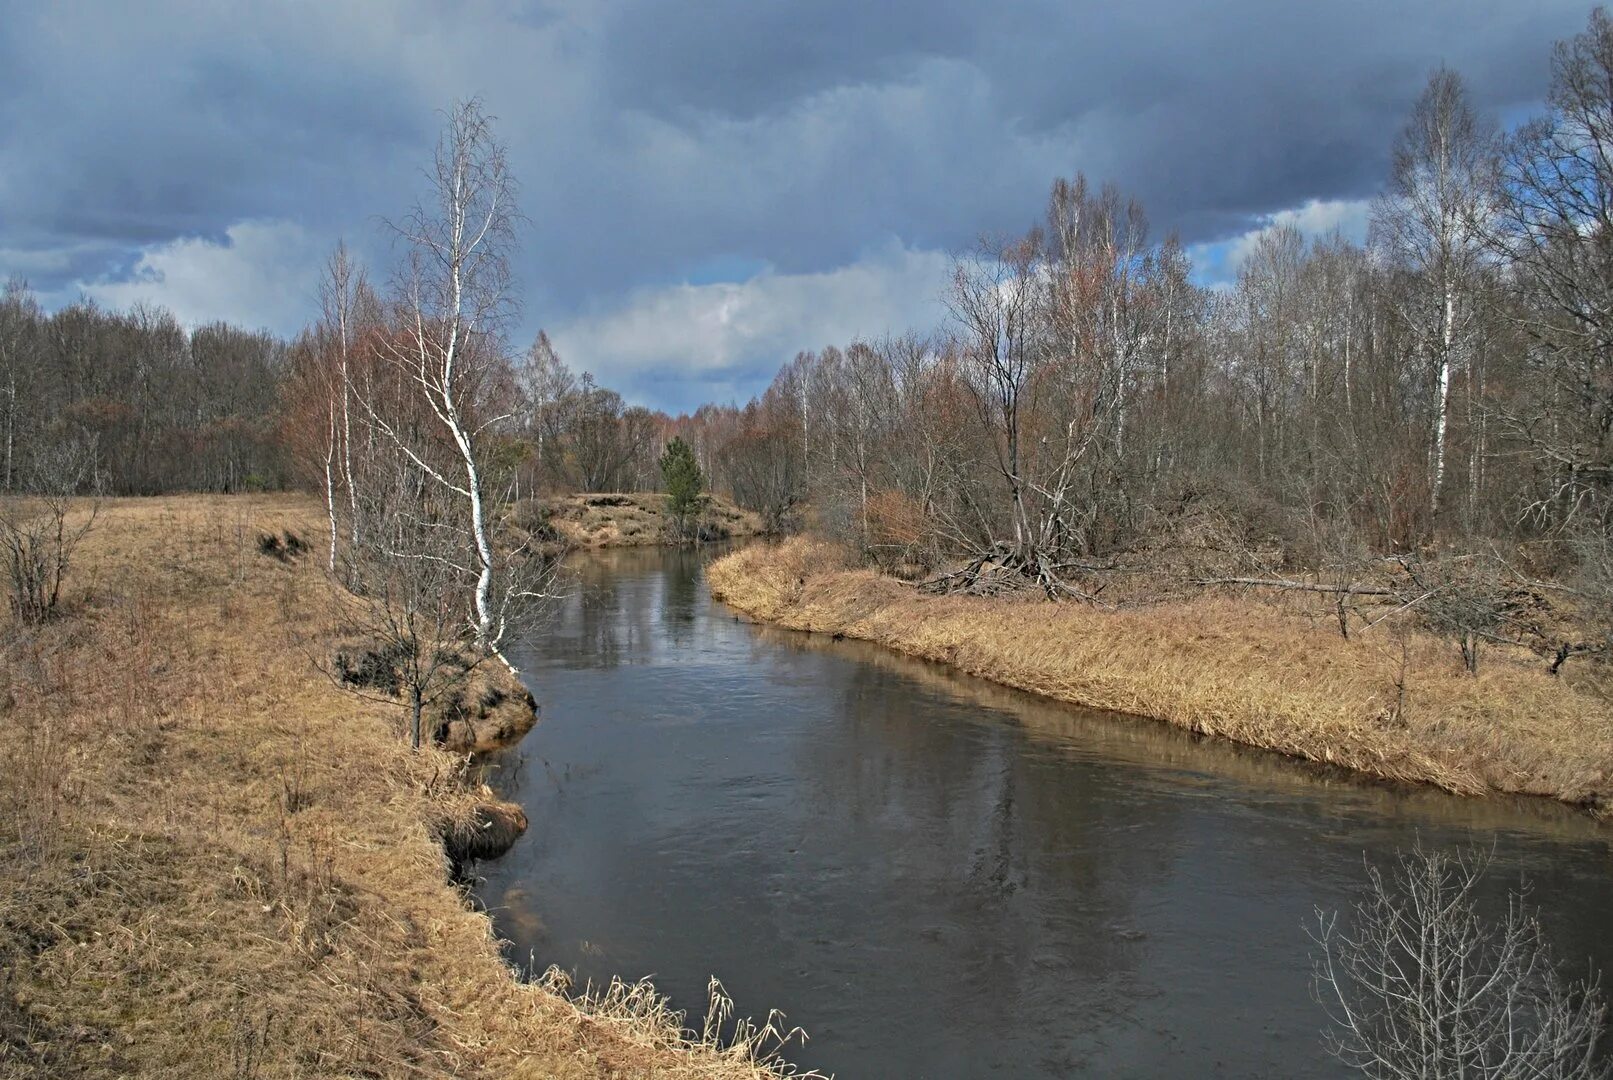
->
[[0, 495, 809, 1079], [709, 539, 1613, 809], [549, 493, 763, 549]]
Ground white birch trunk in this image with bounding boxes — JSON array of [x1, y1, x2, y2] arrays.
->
[[324, 399, 339, 573], [1432, 286, 1453, 515]]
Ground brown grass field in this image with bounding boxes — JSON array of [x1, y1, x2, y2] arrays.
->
[[708, 539, 1613, 809], [0, 495, 802, 1079]]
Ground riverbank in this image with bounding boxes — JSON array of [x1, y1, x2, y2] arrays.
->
[[546, 492, 764, 549], [0, 495, 798, 1078], [708, 539, 1613, 810]]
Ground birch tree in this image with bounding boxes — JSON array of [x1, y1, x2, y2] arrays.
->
[[1372, 69, 1498, 519], [317, 241, 368, 570], [1237, 224, 1306, 483], [364, 98, 554, 664]]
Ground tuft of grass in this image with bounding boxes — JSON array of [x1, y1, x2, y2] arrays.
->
[[0, 494, 805, 1079], [709, 539, 1613, 809], [528, 968, 819, 1078]]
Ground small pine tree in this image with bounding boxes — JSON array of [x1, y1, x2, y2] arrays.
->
[[660, 437, 705, 541]]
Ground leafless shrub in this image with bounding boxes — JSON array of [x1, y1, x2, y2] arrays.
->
[[0, 439, 98, 623], [323, 457, 481, 750], [1401, 553, 1526, 673], [1312, 844, 1610, 1079]]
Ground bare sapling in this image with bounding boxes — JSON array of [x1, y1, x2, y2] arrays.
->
[[0, 437, 99, 624], [315, 241, 369, 575], [1312, 844, 1609, 1079], [325, 456, 483, 750]]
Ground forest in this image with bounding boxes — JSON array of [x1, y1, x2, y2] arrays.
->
[[4, 11, 1613, 665]]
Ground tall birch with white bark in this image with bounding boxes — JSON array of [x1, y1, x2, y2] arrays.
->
[[1371, 69, 1498, 520], [359, 99, 553, 664]]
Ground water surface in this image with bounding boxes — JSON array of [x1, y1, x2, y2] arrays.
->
[[480, 544, 1613, 1078]]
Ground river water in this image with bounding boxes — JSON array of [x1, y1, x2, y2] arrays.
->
[[479, 544, 1613, 1078]]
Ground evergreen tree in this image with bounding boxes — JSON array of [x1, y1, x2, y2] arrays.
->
[[660, 436, 705, 541], [658, 438, 703, 541]]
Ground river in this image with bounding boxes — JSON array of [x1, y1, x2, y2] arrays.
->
[[478, 544, 1613, 1078]]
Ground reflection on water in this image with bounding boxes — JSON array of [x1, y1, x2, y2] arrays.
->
[[479, 544, 1613, 1079]]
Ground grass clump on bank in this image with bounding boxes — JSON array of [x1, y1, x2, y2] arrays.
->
[[541, 492, 763, 549], [708, 539, 1613, 809], [0, 494, 808, 1079]]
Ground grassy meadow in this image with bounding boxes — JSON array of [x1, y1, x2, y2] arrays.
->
[[0, 494, 801, 1079]]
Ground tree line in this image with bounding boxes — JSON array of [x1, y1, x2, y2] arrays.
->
[[0, 285, 285, 494], [0, 280, 680, 504]]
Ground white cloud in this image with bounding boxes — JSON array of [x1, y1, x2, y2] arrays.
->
[[1190, 197, 1374, 285], [546, 243, 952, 408], [73, 221, 324, 335], [1229, 197, 1373, 264]]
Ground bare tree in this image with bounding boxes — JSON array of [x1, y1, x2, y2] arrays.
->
[[318, 241, 368, 571], [1312, 844, 1609, 1079], [1373, 68, 1498, 520], [720, 412, 802, 534], [1236, 223, 1307, 483], [936, 177, 1163, 596], [364, 99, 553, 663], [569, 373, 654, 492], [0, 280, 41, 493], [1496, 9, 1613, 524], [945, 233, 1045, 575], [516, 329, 572, 487]]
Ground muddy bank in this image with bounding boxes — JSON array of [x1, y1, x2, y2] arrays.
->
[[707, 539, 1613, 810], [332, 639, 542, 754]]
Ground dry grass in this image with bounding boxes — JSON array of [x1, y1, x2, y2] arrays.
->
[[709, 539, 1613, 809], [0, 494, 807, 1079], [549, 493, 763, 549]]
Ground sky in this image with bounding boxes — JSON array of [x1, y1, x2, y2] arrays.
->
[[0, 0, 1594, 413]]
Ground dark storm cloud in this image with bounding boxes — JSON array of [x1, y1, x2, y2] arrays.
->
[[0, 0, 1596, 408], [595, 0, 979, 120], [0, 3, 427, 290], [590, 0, 1581, 248]]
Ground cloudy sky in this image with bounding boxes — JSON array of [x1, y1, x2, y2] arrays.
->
[[0, 1, 1593, 412]]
